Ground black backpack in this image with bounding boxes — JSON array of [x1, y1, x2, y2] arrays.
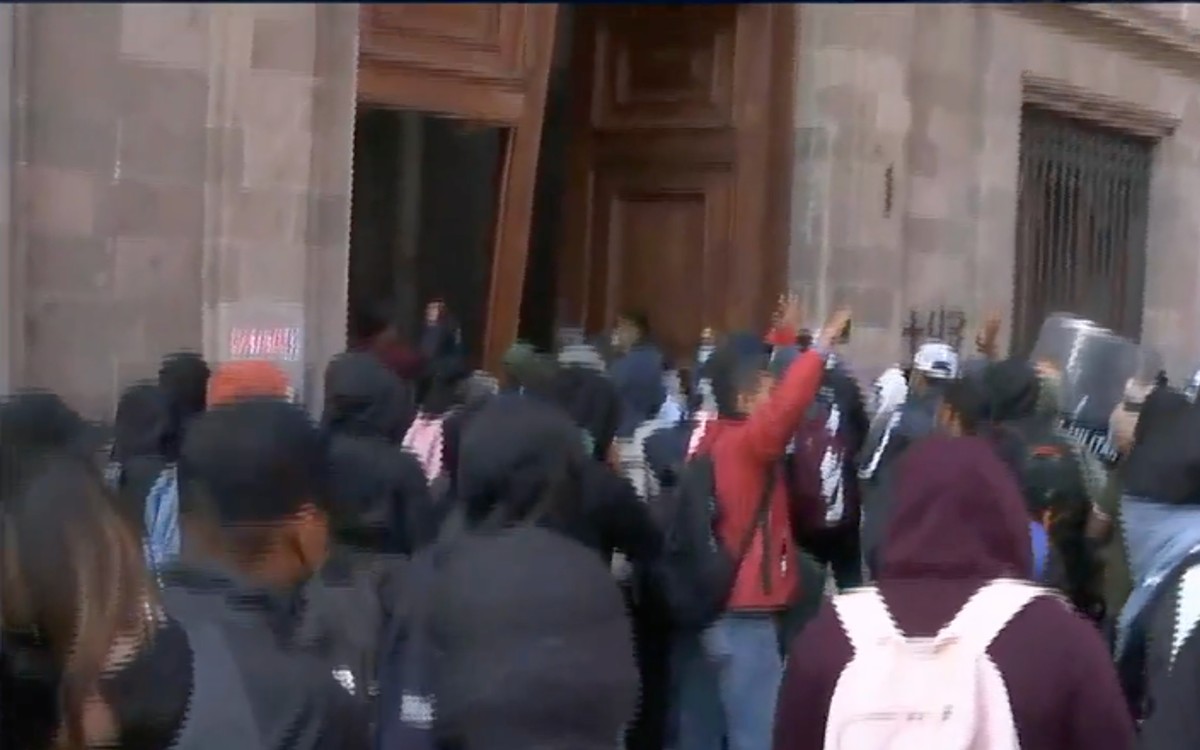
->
[[651, 455, 774, 631]]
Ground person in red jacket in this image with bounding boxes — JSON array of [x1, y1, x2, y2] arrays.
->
[[688, 297, 849, 750], [773, 435, 1135, 750]]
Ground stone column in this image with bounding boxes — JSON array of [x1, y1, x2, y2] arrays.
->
[[201, 4, 357, 407], [0, 4, 16, 395], [790, 5, 916, 379]]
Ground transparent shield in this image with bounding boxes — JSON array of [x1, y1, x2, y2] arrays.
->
[[1030, 313, 1158, 428]]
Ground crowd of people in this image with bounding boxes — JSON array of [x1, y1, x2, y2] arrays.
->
[[0, 293, 1195, 749]]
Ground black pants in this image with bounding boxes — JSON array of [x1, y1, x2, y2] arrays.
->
[[803, 522, 863, 590], [624, 582, 672, 750]]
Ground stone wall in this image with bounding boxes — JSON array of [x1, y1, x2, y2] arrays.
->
[[792, 4, 1200, 382], [9, 4, 357, 418]]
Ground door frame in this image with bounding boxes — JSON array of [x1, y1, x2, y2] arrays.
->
[[356, 4, 558, 373], [556, 4, 796, 343]]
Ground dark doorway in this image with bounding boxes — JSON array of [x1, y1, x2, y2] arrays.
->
[[347, 107, 506, 367]]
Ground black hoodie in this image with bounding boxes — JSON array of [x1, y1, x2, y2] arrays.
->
[[160, 564, 370, 750], [1121, 387, 1196, 504], [109, 383, 172, 535], [322, 352, 431, 554], [456, 394, 661, 566]]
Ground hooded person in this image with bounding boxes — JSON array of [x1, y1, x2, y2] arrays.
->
[[977, 358, 1101, 619], [421, 395, 639, 750], [107, 383, 171, 536], [1111, 387, 1200, 718], [157, 352, 210, 462], [552, 344, 622, 463], [321, 351, 430, 554], [774, 436, 1134, 750], [543, 363, 669, 750], [501, 341, 559, 399], [348, 301, 426, 382]]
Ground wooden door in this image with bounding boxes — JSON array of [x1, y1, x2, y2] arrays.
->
[[358, 4, 558, 372], [558, 4, 793, 361]]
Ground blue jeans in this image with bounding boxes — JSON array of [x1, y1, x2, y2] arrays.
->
[[670, 632, 725, 750], [703, 614, 783, 750]]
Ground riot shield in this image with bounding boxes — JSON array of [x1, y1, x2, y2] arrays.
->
[[1030, 313, 1160, 429]]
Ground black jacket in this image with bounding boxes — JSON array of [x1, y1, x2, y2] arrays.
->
[[455, 394, 661, 566], [322, 352, 434, 554], [160, 564, 371, 750]]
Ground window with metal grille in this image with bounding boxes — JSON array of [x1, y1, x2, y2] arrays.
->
[[1011, 106, 1156, 355]]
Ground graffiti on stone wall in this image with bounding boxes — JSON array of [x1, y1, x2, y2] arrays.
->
[[902, 307, 967, 358]]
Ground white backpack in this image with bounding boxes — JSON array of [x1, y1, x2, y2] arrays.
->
[[825, 579, 1044, 750]]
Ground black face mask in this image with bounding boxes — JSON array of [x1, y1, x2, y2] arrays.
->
[[0, 628, 62, 750]]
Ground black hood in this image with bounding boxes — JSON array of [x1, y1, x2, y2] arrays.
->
[[551, 366, 621, 462], [158, 352, 210, 460], [326, 433, 432, 555], [111, 383, 169, 463], [981, 357, 1041, 422], [1122, 388, 1199, 504], [322, 352, 416, 442], [456, 395, 587, 524]]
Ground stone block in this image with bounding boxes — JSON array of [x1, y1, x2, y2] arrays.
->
[[234, 70, 316, 134], [241, 126, 313, 190], [26, 5, 121, 120], [239, 242, 308, 301], [309, 81, 358, 194], [26, 104, 118, 175], [21, 165, 97, 238], [119, 4, 209, 70], [305, 193, 353, 250], [102, 178, 204, 240], [140, 293, 203, 359], [26, 235, 113, 299], [116, 61, 210, 134], [252, 17, 316, 75], [117, 115, 208, 184], [906, 175, 950, 221], [113, 236, 198, 300], [204, 126, 246, 191], [221, 188, 306, 245], [831, 283, 897, 329]]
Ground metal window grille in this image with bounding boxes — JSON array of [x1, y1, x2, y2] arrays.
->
[[1011, 106, 1156, 355]]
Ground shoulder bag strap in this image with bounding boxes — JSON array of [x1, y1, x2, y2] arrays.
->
[[731, 466, 778, 564]]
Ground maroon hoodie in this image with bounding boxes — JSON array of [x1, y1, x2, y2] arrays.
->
[[774, 436, 1134, 750]]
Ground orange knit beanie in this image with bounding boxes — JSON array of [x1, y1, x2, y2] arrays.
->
[[207, 360, 292, 407]]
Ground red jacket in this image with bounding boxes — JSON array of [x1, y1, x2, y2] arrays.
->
[[695, 350, 825, 611]]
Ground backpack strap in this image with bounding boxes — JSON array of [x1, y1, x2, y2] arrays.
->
[[937, 579, 1044, 653], [831, 586, 901, 654]]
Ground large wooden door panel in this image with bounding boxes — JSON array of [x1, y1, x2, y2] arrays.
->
[[358, 4, 556, 124], [590, 5, 737, 130], [559, 5, 791, 354], [587, 167, 733, 359], [360, 5, 525, 83]]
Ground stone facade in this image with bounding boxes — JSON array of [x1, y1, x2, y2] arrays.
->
[[9, 4, 1200, 417], [792, 3, 1200, 382], [3, 4, 358, 417]]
